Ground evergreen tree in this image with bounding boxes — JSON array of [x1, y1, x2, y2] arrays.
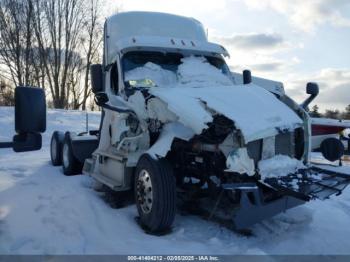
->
[[342, 104, 350, 120], [324, 109, 340, 119], [310, 104, 322, 118]]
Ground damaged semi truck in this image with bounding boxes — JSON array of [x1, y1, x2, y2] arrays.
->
[[50, 12, 350, 233]]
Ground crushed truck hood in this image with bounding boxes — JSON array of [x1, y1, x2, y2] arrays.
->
[[150, 84, 303, 143]]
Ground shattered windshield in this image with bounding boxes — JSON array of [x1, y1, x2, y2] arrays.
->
[[122, 51, 232, 89]]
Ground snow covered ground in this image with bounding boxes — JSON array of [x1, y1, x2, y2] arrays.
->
[[1, 106, 350, 255]]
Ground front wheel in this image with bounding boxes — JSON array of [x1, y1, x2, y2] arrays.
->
[[134, 155, 176, 233]]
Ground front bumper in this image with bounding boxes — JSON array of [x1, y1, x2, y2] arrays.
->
[[227, 166, 350, 230]]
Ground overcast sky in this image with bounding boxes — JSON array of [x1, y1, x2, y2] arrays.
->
[[107, 0, 350, 112]]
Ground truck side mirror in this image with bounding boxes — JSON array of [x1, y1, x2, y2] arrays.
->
[[90, 64, 103, 94], [243, 70, 252, 85], [301, 82, 319, 109], [306, 82, 319, 96], [13, 86, 46, 152], [15, 86, 46, 133], [13, 133, 42, 153]]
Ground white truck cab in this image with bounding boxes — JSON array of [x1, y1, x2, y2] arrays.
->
[[50, 11, 350, 234]]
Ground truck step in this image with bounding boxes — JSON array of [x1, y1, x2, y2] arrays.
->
[[90, 171, 124, 190]]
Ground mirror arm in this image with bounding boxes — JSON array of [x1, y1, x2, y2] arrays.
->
[[100, 103, 135, 114], [301, 93, 318, 109], [0, 142, 14, 149]]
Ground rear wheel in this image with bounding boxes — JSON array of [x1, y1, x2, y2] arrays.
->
[[62, 134, 83, 176], [50, 131, 64, 166], [134, 154, 176, 233]]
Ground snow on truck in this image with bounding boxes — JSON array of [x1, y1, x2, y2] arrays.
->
[[50, 12, 350, 233]]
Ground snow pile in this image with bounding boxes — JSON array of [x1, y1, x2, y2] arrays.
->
[[150, 85, 303, 142], [177, 56, 232, 87], [147, 122, 194, 158], [226, 148, 255, 176], [125, 62, 177, 87], [124, 56, 232, 88], [288, 179, 300, 191], [344, 128, 350, 137], [258, 155, 306, 180]]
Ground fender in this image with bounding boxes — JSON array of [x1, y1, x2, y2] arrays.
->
[[68, 132, 99, 163]]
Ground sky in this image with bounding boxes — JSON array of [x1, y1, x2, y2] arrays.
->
[[106, 0, 350, 112]]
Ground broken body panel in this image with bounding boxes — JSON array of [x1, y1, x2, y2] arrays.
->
[[83, 11, 350, 230]]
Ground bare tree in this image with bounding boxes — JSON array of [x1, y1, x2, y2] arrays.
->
[[80, 0, 103, 110], [31, 0, 85, 108], [0, 77, 14, 106], [67, 51, 84, 109], [0, 0, 105, 109], [0, 0, 37, 87]]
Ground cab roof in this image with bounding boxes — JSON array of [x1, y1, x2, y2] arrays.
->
[[105, 12, 229, 64]]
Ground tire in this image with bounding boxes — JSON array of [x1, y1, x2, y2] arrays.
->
[[50, 131, 64, 166], [62, 133, 83, 176], [134, 154, 176, 233]]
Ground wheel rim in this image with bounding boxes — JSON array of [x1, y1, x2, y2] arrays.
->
[[51, 137, 57, 161], [136, 169, 153, 214], [62, 143, 69, 168]]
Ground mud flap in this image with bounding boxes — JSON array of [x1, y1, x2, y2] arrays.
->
[[230, 167, 350, 230]]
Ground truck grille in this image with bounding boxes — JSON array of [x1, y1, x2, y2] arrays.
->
[[247, 132, 295, 164]]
